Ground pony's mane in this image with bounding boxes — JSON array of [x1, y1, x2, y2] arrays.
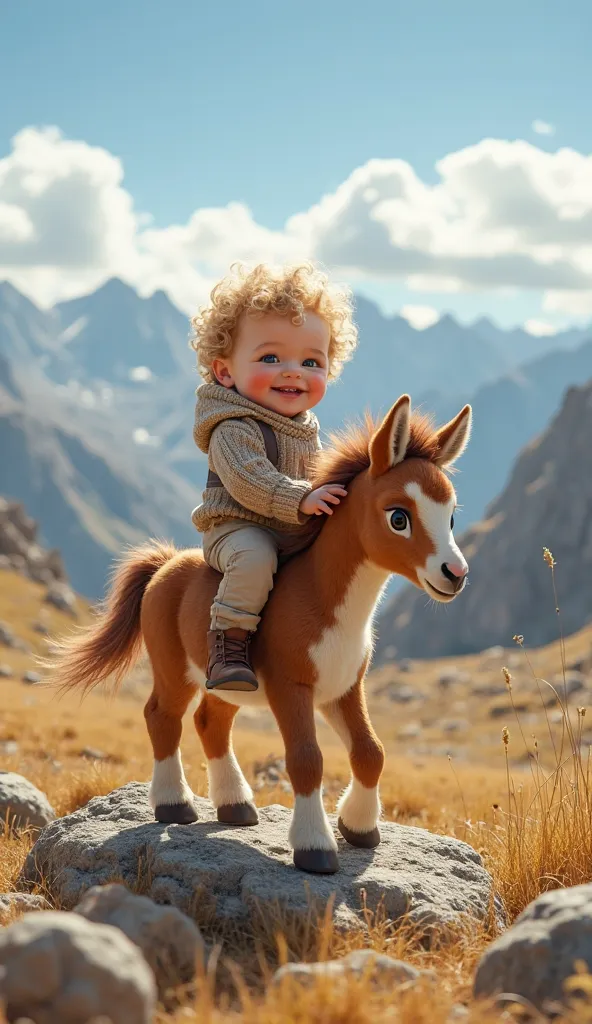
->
[[312, 410, 440, 488]]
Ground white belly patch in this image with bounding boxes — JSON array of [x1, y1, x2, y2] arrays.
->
[[187, 562, 389, 710]]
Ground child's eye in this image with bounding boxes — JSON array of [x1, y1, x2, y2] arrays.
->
[[302, 358, 320, 368], [260, 354, 279, 363]]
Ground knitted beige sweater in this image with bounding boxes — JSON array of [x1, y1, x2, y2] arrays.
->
[[192, 383, 321, 534]]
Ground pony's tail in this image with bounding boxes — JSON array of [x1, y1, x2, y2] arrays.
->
[[45, 541, 177, 698]]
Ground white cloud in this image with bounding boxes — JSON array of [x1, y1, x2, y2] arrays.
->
[[524, 318, 557, 336], [400, 305, 440, 330], [543, 289, 592, 318], [1, 127, 592, 321], [532, 120, 555, 136]]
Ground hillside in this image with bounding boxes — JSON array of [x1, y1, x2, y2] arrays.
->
[[427, 336, 592, 527], [377, 379, 592, 660], [0, 354, 201, 597]]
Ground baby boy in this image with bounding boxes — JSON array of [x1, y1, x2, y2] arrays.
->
[[191, 262, 358, 692]]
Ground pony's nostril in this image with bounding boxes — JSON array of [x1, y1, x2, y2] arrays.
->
[[441, 562, 468, 588]]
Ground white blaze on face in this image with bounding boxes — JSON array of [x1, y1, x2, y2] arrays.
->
[[404, 481, 467, 594]]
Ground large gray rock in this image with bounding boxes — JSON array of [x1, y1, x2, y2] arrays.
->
[[474, 883, 592, 1012], [20, 782, 502, 935], [0, 911, 156, 1024], [74, 883, 203, 997], [0, 771, 56, 833]]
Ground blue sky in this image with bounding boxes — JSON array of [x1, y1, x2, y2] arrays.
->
[[1, 1, 591, 328]]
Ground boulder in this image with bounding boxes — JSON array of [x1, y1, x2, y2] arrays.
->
[[22, 670, 42, 685], [474, 883, 592, 1013], [20, 782, 502, 936], [74, 883, 203, 997], [273, 948, 428, 988], [0, 911, 156, 1024], [0, 771, 56, 833], [0, 893, 50, 922], [44, 581, 77, 616]]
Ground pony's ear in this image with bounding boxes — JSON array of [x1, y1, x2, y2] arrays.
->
[[434, 404, 472, 468], [369, 395, 411, 477]]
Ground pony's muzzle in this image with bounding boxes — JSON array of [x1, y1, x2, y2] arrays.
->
[[441, 562, 468, 593]]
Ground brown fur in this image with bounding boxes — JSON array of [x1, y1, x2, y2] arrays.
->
[[48, 399, 470, 835]]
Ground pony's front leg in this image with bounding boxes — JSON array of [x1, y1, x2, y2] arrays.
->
[[269, 682, 338, 874], [322, 677, 384, 848], [193, 693, 258, 825]]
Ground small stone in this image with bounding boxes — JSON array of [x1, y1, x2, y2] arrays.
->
[[388, 683, 423, 704], [74, 883, 204, 998], [398, 722, 422, 739], [44, 581, 77, 616], [22, 670, 42, 685], [471, 682, 506, 697], [0, 911, 156, 1024], [0, 892, 50, 922], [0, 740, 19, 756], [31, 620, 50, 636], [438, 669, 469, 689], [274, 949, 426, 989], [0, 771, 56, 833], [0, 621, 16, 647], [448, 1004, 469, 1020], [441, 719, 469, 734], [398, 659, 414, 672], [0, 663, 13, 678], [489, 702, 528, 719], [80, 746, 111, 762], [482, 646, 504, 660], [550, 671, 586, 699]]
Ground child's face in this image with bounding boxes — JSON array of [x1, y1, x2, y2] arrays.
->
[[211, 312, 330, 416]]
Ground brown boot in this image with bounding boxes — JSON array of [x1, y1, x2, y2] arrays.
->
[[206, 628, 259, 692]]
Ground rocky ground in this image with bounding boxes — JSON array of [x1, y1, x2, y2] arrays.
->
[[2, 561, 592, 1021]]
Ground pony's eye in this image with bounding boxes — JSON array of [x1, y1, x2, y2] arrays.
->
[[386, 508, 411, 537], [451, 514, 455, 530]]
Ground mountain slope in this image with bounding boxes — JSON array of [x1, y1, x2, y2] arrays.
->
[[376, 380, 592, 659], [0, 351, 201, 597], [426, 337, 592, 528]]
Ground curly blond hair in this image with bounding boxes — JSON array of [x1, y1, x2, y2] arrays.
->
[[190, 262, 358, 383]]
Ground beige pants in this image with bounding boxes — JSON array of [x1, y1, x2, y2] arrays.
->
[[203, 520, 311, 631]]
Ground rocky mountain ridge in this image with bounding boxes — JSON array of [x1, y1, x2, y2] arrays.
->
[[377, 379, 592, 659]]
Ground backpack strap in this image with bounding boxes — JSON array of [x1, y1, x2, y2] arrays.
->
[[206, 419, 279, 488]]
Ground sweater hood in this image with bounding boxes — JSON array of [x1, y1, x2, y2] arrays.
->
[[194, 382, 319, 453]]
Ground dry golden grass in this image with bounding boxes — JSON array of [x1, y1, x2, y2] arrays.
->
[[2, 554, 592, 1021]]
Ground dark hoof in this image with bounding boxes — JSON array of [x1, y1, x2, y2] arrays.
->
[[338, 817, 381, 848], [217, 802, 259, 826], [293, 848, 339, 874], [154, 802, 198, 824]]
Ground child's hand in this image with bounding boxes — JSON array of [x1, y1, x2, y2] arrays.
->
[[300, 485, 348, 516]]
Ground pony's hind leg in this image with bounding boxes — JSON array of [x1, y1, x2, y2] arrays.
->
[[144, 676, 198, 824], [321, 677, 384, 848], [269, 682, 338, 874], [194, 693, 258, 825]]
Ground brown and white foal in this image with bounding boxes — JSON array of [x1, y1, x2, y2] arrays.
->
[[53, 395, 471, 874]]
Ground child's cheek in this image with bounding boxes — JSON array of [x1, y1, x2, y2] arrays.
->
[[244, 367, 274, 398], [307, 374, 328, 406]]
